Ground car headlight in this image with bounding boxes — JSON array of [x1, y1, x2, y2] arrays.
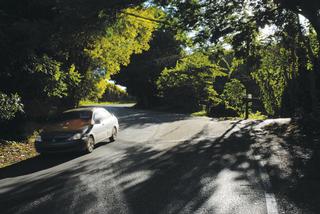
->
[[69, 133, 82, 141], [35, 135, 42, 142]]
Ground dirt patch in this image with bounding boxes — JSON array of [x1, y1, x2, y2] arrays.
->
[[0, 139, 39, 168]]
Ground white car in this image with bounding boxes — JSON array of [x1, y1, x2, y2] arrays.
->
[[35, 107, 119, 154]]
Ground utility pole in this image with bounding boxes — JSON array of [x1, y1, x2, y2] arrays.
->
[[244, 93, 252, 119]]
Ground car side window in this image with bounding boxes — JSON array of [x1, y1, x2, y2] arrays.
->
[[102, 110, 112, 118]]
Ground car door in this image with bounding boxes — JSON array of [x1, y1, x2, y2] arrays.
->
[[92, 110, 106, 142], [101, 110, 114, 138]]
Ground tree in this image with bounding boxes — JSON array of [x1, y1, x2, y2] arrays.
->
[[157, 52, 226, 112], [221, 79, 246, 115], [156, 0, 320, 45], [100, 82, 131, 102], [0, 1, 159, 118], [251, 45, 289, 116], [155, 0, 320, 116], [113, 28, 182, 107], [275, 0, 320, 42]]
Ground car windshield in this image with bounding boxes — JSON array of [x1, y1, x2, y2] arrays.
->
[[56, 111, 92, 122]]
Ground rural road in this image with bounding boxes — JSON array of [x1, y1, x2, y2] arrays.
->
[[0, 105, 277, 214]]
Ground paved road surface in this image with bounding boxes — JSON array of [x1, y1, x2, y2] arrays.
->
[[0, 105, 273, 214]]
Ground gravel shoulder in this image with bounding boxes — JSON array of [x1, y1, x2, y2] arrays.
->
[[250, 119, 320, 214]]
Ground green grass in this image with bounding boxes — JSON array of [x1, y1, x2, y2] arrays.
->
[[79, 100, 136, 106], [191, 110, 268, 120], [248, 111, 268, 120], [191, 110, 208, 117]]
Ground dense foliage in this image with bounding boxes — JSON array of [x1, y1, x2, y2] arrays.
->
[[221, 79, 246, 115], [1, 0, 320, 122], [100, 82, 132, 103], [153, 0, 320, 117], [113, 28, 182, 107], [0, 1, 159, 120], [157, 53, 226, 112], [0, 92, 23, 121]]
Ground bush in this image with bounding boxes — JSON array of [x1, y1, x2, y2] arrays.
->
[[0, 92, 24, 121], [220, 79, 246, 115], [157, 52, 226, 112]]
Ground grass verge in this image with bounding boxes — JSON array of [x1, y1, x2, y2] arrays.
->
[[191, 110, 208, 117], [79, 100, 136, 106]]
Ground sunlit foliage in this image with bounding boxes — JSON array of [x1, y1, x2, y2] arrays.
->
[[251, 46, 290, 115], [86, 7, 161, 76], [0, 2, 160, 118], [157, 52, 226, 112], [221, 79, 246, 114], [0, 92, 24, 121]]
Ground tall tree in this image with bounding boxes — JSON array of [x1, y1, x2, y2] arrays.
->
[[113, 28, 182, 107], [0, 1, 159, 118], [155, 0, 320, 116]]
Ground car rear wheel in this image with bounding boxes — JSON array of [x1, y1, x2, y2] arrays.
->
[[85, 136, 95, 153], [109, 127, 117, 142]]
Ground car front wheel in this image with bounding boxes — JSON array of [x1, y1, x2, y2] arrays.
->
[[85, 136, 95, 153]]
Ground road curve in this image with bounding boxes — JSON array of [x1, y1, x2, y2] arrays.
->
[[0, 105, 272, 214]]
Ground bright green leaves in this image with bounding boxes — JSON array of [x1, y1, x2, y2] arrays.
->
[[251, 46, 292, 115], [157, 52, 226, 111], [28, 56, 83, 99], [67, 64, 82, 86], [95, 78, 108, 99], [31, 55, 68, 98], [221, 79, 246, 114], [81, 7, 161, 103], [0, 92, 24, 121], [86, 7, 161, 76]]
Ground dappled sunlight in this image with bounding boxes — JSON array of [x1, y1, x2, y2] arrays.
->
[[89, 120, 267, 214], [2, 114, 298, 214]]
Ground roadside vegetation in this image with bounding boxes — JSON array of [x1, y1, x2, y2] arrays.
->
[[253, 118, 320, 212], [79, 81, 136, 106], [0, 133, 38, 168], [79, 101, 136, 106]]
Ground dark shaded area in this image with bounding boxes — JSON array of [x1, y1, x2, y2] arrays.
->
[[252, 119, 320, 213], [0, 154, 81, 179]]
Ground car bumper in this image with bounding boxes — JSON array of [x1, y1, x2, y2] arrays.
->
[[35, 138, 88, 153]]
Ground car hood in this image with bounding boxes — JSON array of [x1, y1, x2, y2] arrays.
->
[[43, 119, 91, 133]]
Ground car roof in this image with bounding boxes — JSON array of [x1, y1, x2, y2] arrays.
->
[[63, 107, 107, 113]]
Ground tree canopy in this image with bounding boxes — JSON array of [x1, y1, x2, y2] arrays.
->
[[0, 1, 160, 120], [1, 0, 320, 122]]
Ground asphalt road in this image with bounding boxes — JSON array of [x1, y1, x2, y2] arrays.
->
[[0, 105, 273, 214]]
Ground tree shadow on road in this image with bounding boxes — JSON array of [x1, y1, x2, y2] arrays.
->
[[104, 120, 267, 214], [10, 116, 315, 214], [0, 120, 268, 214], [0, 153, 81, 179], [95, 105, 192, 130], [2, 115, 320, 214]]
